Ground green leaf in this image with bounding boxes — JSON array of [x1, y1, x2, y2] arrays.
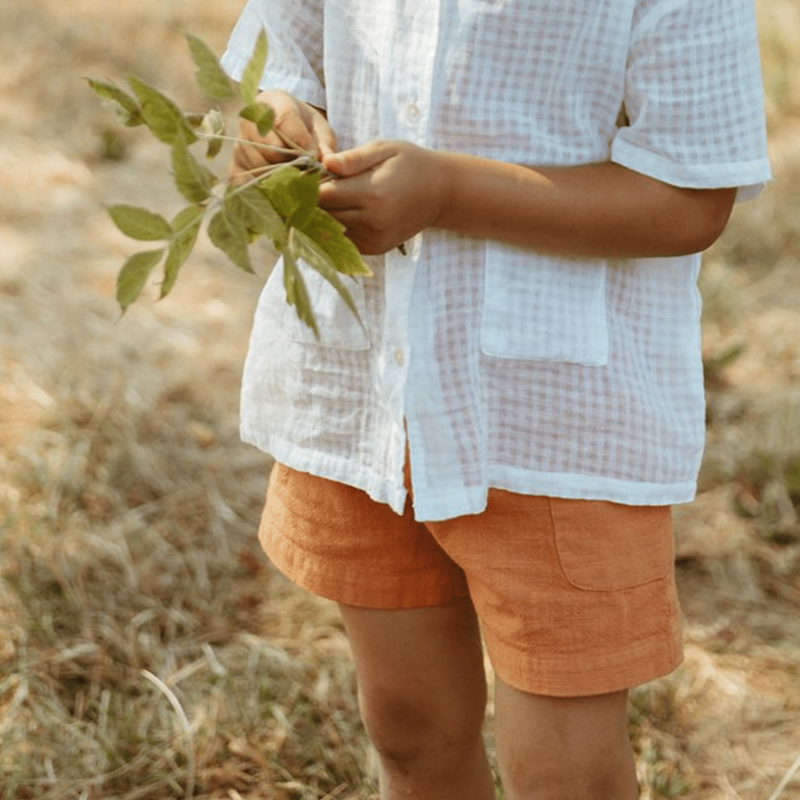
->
[[161, 205, 204, 298], [259, 167, 319, 230], [127, 75, 197, 146], [185, 33, 237, 100], [282, 248, 318, 337], [184, 112, 206, 129], [226, 184, 286, 245], [207, 208, 253, 272], [239, 101, 275, 137], [116, 249, 165, 311], [288, 227, 363, 325], [109, 205, 173, 241], [171, 138, 217, 203], [86, 78, 143, 127], [240, 29, 268, 105], [201, 109, 226, 159], [299, 208, 371, 277]]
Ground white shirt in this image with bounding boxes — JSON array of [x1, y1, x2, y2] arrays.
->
[[222, 0, 771, 521]]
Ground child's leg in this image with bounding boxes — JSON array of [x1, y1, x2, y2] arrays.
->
[[422, 492, 682, 800], [259, 462, 490, 797], [339, 597, 496, 800], [494, 678, 638, 800], [259, 465, 680, 798]]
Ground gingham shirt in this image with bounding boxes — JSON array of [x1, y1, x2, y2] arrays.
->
[[223, 0, 771, 521]]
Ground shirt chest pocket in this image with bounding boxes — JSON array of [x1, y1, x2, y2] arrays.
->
[[261, 256, 372, 351], [480, 241, 609, 365]]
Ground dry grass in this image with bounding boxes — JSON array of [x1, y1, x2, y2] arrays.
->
[[0, 0, 799, 797]]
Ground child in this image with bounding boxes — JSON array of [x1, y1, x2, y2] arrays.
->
[[222, 1, 771, 797]]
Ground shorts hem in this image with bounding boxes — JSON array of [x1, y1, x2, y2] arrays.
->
[[262, 527, 469, 610], [486, 629, 684, 697]]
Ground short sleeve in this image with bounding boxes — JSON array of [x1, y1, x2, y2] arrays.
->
[[611, 0, 772, 201], [221, 0, 327, 110]]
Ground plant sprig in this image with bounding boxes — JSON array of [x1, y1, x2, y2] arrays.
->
[[88, 30, 371, 338]]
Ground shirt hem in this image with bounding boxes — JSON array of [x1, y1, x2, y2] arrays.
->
[[241, 427, 408, 515], [244, 425, 699, 522], [409, 465, 697, 522]]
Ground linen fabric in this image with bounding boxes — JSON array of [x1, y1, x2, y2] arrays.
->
[[261, 462, 683, 697], [222, 0, 772, 522]]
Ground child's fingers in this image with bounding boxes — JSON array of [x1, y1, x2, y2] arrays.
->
[[235, 119, 292, 166], [271, 112, 318, 154], [317, 170, 367, 209], [251, 90, 314, 153], [312, 115, 338, 159], [240, 91, 338, 161], [230, 140, 263, 180], [323, 141, 397, 177]]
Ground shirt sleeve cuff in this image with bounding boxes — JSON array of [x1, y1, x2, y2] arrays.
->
[[220, 51, 328, 111], [610, 136, 773, 203]]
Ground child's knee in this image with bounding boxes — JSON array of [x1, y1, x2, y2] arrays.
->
[[358, 682, 485, 770]]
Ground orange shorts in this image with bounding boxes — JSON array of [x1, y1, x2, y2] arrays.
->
[[259, 463, 683, 697]]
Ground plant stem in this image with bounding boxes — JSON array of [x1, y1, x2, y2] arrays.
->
[[196, 131, 299, 156]]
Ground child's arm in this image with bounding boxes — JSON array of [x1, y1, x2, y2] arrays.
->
[[318, 140, 736, 259], [231, 89, 336, 178]]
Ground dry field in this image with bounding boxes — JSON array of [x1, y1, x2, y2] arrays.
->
[[0, 0, 798, 798]]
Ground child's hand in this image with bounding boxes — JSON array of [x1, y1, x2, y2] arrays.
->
[[231, 89, 337, 180], [319, 141, 449, 255]]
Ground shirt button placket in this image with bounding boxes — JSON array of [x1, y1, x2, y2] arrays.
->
[[387, 13, 438, 496]]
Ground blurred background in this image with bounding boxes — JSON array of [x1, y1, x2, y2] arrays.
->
[[0, 0, 798, 798]]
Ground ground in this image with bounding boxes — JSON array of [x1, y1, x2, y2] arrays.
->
[[1, 1, 799, 798]]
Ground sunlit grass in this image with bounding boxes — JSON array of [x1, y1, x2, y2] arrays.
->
[[0, 0, 798, 797]]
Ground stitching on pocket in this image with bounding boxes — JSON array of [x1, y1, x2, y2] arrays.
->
[[549, 498, 673, 592], [479, 240, 609, 365]]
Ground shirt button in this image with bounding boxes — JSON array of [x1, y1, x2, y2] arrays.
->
[[394, 347, 405, 366], [405, 103, 421, 123]]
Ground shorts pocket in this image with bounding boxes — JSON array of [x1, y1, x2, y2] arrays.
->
[[262, 255, 371, 351], [549, 498, 673, 591], [480, 240, 609, 365]]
